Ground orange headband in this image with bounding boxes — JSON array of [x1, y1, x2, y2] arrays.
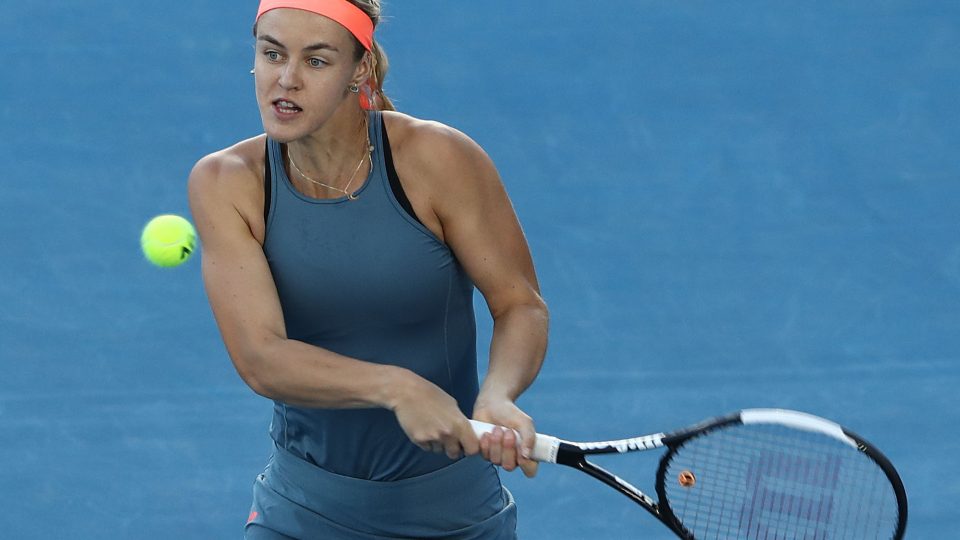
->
[[256, 0, 374, 51]]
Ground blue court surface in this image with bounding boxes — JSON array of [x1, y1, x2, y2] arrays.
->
[[2, 1, 958, 538]]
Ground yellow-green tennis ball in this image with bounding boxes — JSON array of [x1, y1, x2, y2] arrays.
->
[[141, 214, 197, 268]]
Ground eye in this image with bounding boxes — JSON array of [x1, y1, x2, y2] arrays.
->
[[264, 50, 282, 62], [308, 57, 328, 68]]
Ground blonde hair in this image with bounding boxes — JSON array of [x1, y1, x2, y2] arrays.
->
[[348, 0, 395, 111]]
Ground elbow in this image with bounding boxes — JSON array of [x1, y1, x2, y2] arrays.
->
[[228, 336, 283, 399], [493, 293, 550, 327], [535, 295, 550, 322], [524, 288, 550, 320], [232, 352, 271, 399], [238, 362, 272, 399], [525, 296, 550, 328]]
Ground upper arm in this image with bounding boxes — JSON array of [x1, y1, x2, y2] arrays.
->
[[408, 124, 545, 317], [187, 151, 285, 388]]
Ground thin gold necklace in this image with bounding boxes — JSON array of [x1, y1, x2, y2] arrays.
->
[[288, 127, 373, 201]]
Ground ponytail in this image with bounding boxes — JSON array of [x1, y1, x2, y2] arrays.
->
[[348, 0, 395, 111]]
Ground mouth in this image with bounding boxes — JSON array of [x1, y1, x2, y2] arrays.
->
[[272, 99, 303, 114]]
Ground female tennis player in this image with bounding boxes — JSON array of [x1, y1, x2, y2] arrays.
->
[[188, 1, 548, 538]]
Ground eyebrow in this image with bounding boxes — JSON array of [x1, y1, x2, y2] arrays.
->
[[258, 34, 340, 53]]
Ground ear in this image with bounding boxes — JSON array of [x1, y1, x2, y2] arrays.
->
[[351, 51, 374, 87]]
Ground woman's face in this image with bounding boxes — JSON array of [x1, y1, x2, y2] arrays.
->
[[254, 9, 364, 142]]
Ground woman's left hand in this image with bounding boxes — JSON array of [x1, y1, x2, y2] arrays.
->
[[472, 398, 539, 478]]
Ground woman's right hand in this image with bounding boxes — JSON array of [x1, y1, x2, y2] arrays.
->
[[390, 370, 480, 460]]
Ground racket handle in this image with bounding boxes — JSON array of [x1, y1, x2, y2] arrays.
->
[[469, 420, 561, 463]]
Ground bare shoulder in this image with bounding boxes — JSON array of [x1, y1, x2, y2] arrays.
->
[[189, 135, 265, 199], [382, 111, 492, 172], [382, 111, 502, 208], [381, 113, 538, 310], [188, 135, 269, 241]]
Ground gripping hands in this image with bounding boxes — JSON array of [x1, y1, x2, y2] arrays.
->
[[389, 371, 538, 476]]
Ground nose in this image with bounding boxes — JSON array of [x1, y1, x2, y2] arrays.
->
[[278, 62, 302, 91]]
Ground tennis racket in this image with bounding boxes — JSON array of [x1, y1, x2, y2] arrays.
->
[[471, 409, 907, 539]]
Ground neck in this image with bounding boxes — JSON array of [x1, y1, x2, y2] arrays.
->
[[287, 106, 369, 177]]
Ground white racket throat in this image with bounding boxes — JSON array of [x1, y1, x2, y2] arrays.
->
[[740, 408, 859, 448], [469, 420, 562, 463]]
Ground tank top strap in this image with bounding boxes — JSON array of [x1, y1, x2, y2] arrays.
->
[[367, 109, 389, 195], [265, 136, 284, 233]]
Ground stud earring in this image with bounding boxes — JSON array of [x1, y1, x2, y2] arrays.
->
[[348, 84, 360, 93]]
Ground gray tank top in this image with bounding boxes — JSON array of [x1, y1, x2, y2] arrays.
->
[[262, 111, 480, 480]]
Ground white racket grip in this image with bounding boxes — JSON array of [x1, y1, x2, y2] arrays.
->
[[469, 420, 562, 463]]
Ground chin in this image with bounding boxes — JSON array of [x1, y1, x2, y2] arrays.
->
[[261, 120, 306, 144]]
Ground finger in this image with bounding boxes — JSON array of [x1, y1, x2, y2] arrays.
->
[[519, 456, 539, 478], [479, 433, 491, 461], [459, 421, 481, 456], [518, 423, 537, 460], [500, 428, 518, 471], [488, 427, 504, 465], [444, 439, 462, 460], [429, 442, 444, 454]]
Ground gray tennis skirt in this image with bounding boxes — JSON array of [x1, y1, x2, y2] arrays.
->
[[245, 443, 517, 539]]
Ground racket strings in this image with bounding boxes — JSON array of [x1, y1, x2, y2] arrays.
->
[[662, 424, 900, 539]]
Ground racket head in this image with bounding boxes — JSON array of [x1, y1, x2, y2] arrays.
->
[[654, 409, 907, 540]]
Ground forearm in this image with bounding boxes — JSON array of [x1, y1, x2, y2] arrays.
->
[[478, 302, 549, 402], [242, 336, 410, 410]]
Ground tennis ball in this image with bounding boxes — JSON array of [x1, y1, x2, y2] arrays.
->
[[141, 214, 197, 267]]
